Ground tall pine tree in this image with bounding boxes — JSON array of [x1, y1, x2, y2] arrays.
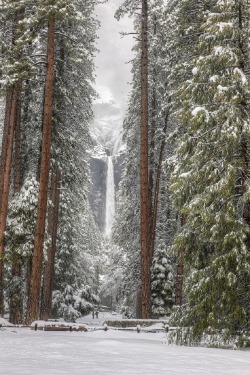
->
[[170, 0, 250, 346]]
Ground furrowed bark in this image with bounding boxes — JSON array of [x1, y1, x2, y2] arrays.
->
[[140, 0, 151, 319], [40, 170, 60, 320], [148, 15, 157, 265], [27, 16, 55, 324], [0, 91, 12, 214], [9, 87, 23, 324], [0, 84, 21, 316], [0, 5, 25, 317], [14, 93, 22, 194]]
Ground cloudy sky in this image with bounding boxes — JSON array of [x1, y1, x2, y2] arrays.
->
[[94, 0, 135, 112]]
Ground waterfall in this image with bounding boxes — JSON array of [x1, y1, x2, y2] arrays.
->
[[105, 156, 115, 237]]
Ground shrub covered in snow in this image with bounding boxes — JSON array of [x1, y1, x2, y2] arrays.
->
[[151, 241, 174, 318], [52, 285, 99, 322]]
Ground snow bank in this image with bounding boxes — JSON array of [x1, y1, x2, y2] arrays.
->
[[0, 328, 249, 375], [103, 319, 169, 329], [0, 317, 13, 327], [30, 320, 87, 331]]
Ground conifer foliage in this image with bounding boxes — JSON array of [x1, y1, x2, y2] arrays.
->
[[0, 0, 100, 323], [113, 0, 176, 319], [0, 0, 249, 348], [170, 0, 250, 345], [113, 0, 249, 346], [151, 241, 174, 318]]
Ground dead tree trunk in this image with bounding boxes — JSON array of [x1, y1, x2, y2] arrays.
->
[[40, 170, 60, 320], [140, 0, 151, 319], [26, 16, 55, 324]]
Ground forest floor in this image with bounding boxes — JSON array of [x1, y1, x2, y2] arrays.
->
[[0, 313, 249, 375]]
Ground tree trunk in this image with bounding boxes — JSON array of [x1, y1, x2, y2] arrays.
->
[[0, 91, 12, 214], [9, 263, 23, 324], [149, 109, 170, 262], [149, 134, 164, 261], [9, 88, 23, 324], [13, 94, 22, 194], [0, 92, 12, 317], [0, 84, 21, 316], [136, 286, 142, 319], [26, 16, 55, 325], [40, 170, 60, 320], [175, 214, 187, 306], [140, 0, 151, 319], [148, 16, 157, 266], [238, 3, 250, 252], [0, 5, 25, 317]]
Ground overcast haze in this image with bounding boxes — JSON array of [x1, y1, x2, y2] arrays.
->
[[94, 0, 135, 110], [91, 0, 135, 152]]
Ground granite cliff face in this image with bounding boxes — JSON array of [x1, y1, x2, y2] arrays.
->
[[113, 149, 126, 193], [89, 149, 107, 233]]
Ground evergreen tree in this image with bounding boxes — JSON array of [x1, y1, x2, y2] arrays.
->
[[170, 0, 250, 346], [0, 0, 38, 316], [151, 241, 174, 318], [0, 0, 99, 322], [49, 0, 99, 320], [25, 0, 99, 324], [112, 61, 141, 317], [27, 4, 56, 325], [113, 0, 177, 318], [5, 175, 39, 323], [52, 197, 101, 320]]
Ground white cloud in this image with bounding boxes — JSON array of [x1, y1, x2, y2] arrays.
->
[[94, 85, 120, 108], [94, 0, 135, 107]]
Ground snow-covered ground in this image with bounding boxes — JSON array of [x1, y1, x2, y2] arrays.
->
[[0, 323, 249, 375], [77, 311, 123, 326]]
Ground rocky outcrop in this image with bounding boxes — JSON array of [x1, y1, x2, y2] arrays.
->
[[88, 151, 107, 233]]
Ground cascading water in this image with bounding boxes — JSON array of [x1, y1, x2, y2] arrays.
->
[[105, 156, 115, 237]]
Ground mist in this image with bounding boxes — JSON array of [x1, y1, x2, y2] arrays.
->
[[94, 0, 135, 111]]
